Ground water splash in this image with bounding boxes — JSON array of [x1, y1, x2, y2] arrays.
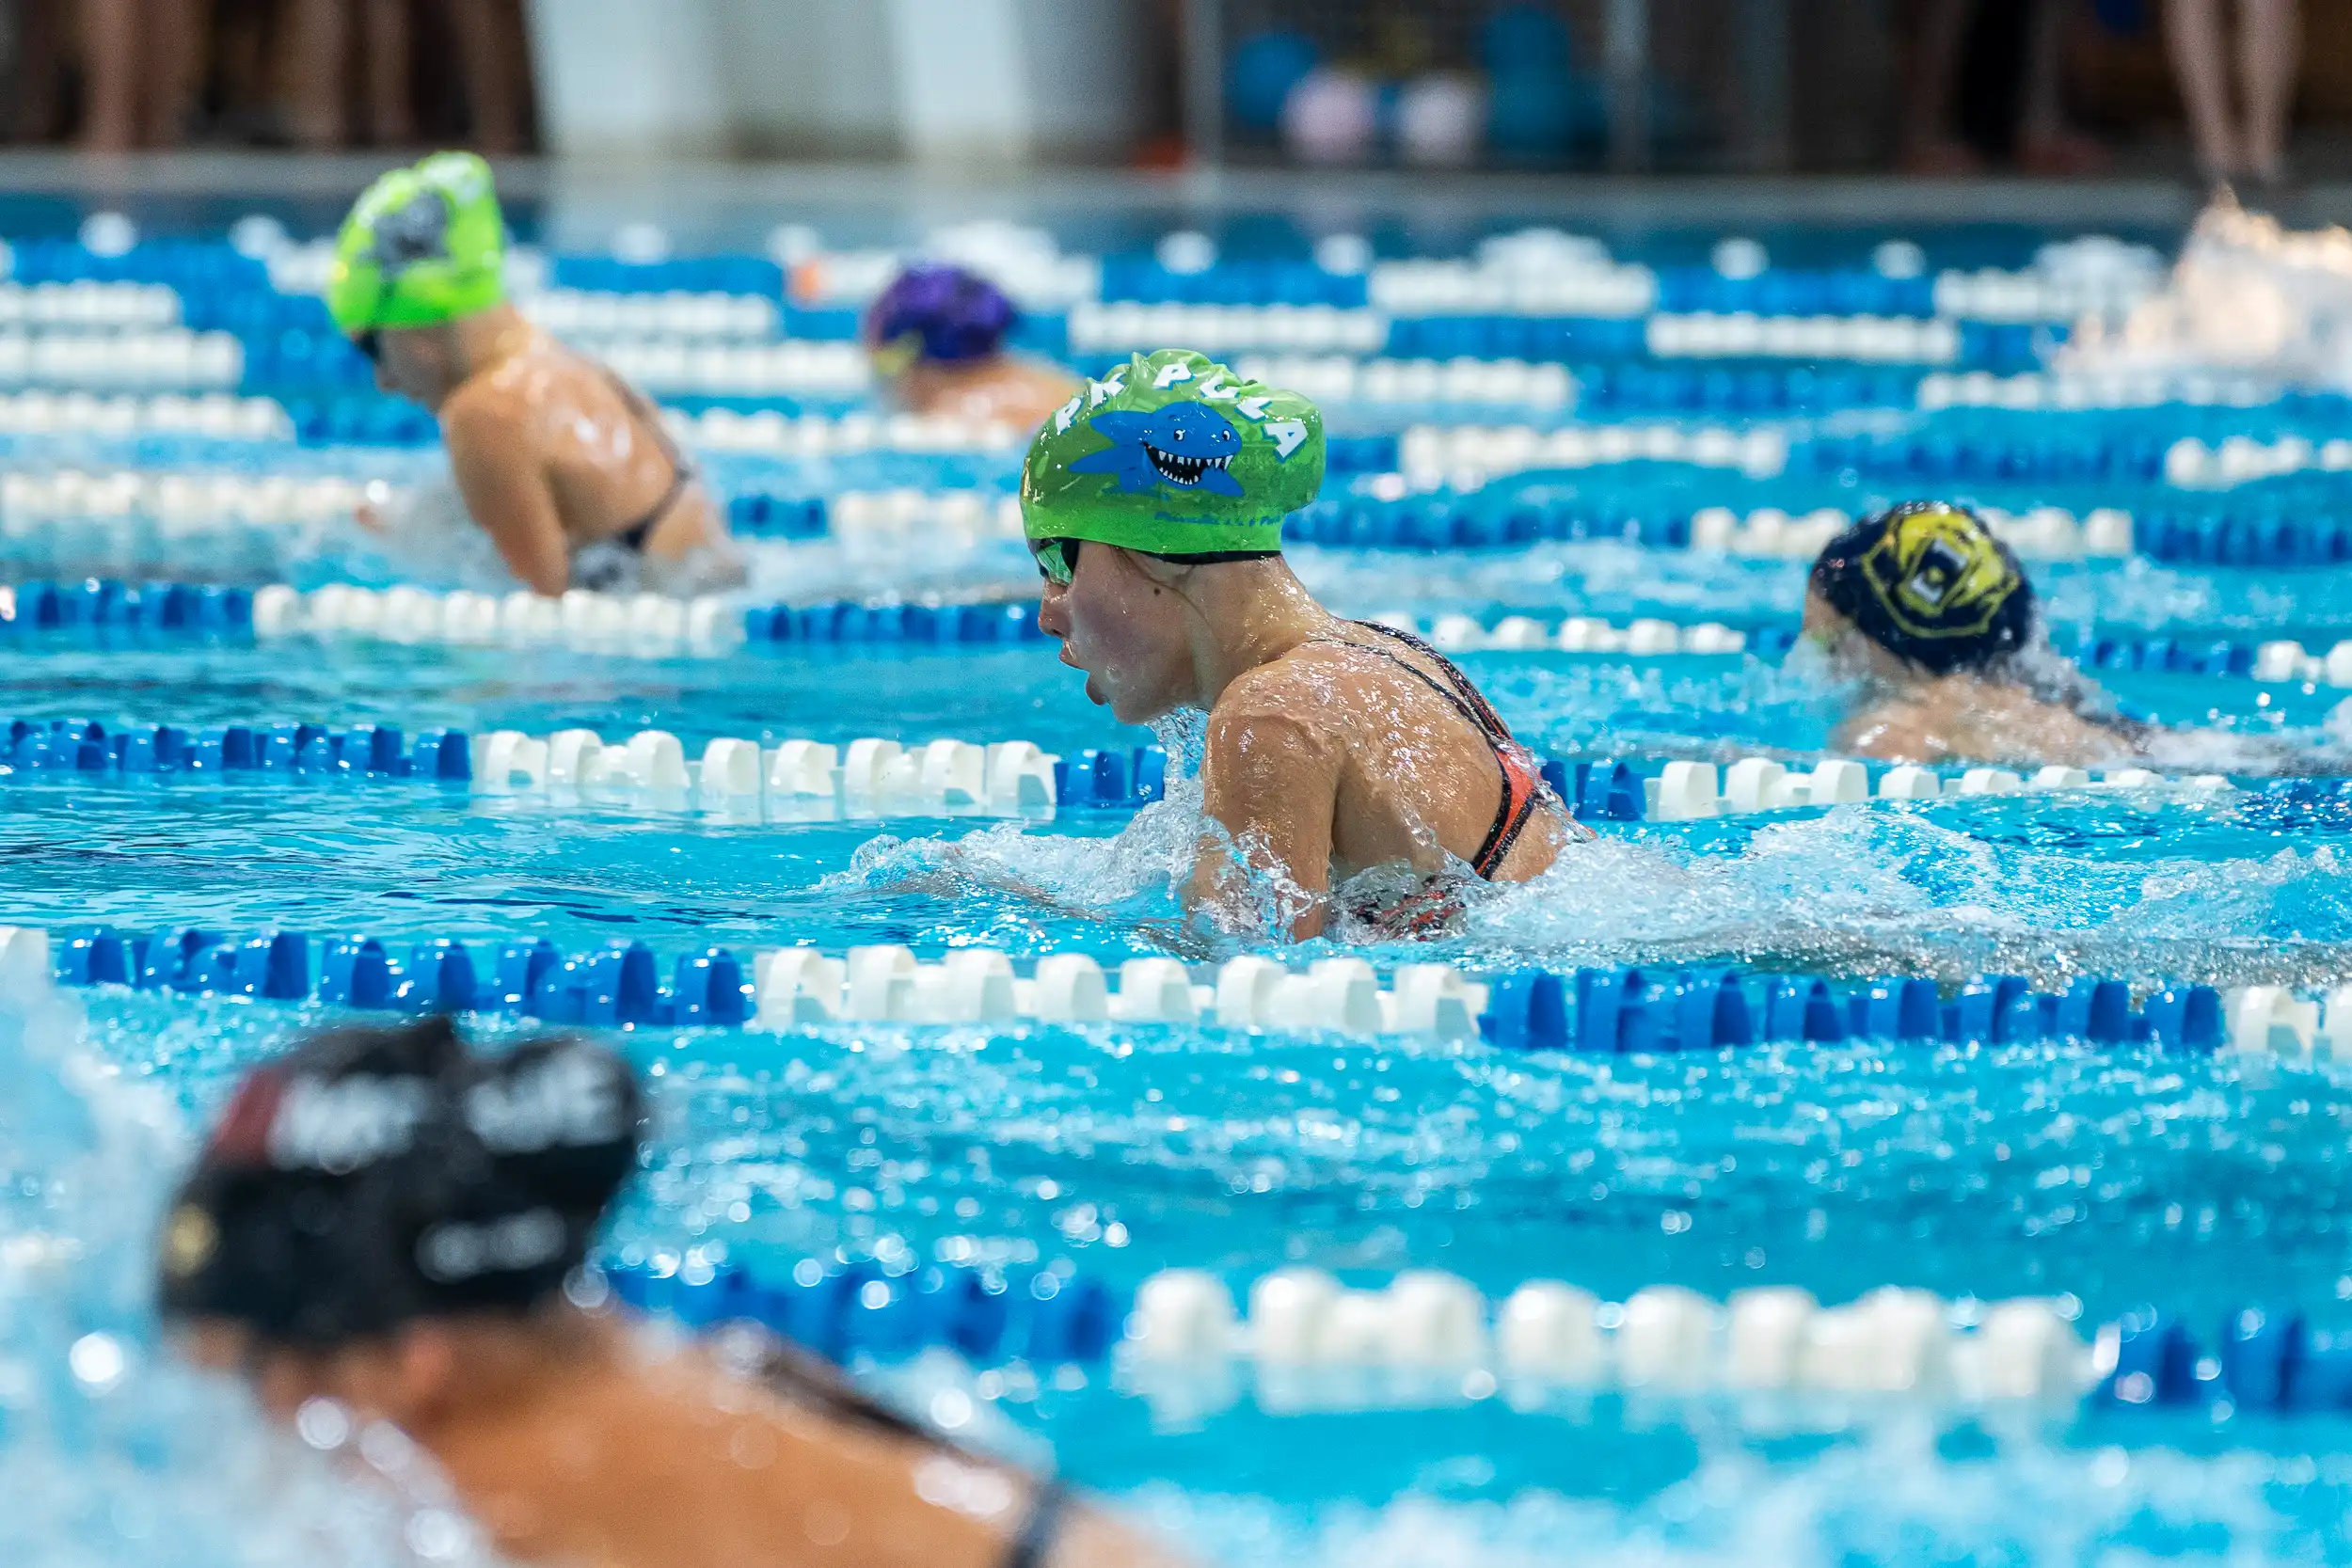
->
[[2062, 195, 2352, 390], [0, 974, 473, 1567]]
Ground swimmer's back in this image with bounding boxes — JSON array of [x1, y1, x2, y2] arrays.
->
[[440, 333, 719, 560], [899, 356, 1080, 431], [1836, 673, 2144, 767], [427, 1338, 1180, 1568], [1209, 627, 1565, 888]]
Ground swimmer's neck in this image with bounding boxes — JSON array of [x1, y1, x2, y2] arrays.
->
[[425, 304, 542, 413], [394, 1304, 628, 1442], [1168, 555, 1334, 710]]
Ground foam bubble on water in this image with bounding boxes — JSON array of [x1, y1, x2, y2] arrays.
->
[[1441, 803, 2352, 987], [1130, 1433, 2344, 1567], [0, 979, 478, 1566]]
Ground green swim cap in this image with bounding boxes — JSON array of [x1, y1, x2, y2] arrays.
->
[[1021, 349, 1325, 554], [326, 151, 507, 336]]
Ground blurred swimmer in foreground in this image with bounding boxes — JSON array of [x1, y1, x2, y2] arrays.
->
[[163, 1016, 1184, 1568], [865, 264, 1080, 430], [1025, 349, 1580, 942], [329, 152, 744, 597], [1804, 500, 2167, 767]]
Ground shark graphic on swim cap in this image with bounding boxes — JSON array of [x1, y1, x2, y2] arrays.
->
[[1021, 348, 1325, 554], [326, 151, 507, 336], [1809, 499, 2036, 673]]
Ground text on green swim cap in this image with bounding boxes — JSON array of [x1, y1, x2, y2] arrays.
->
[[326, 150, 507, 336], [1021, 348, 1324, 555]]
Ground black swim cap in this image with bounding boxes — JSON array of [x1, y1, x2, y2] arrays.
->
[[1808, 500, 2036, 675], [160, 1016, 644, 1346]]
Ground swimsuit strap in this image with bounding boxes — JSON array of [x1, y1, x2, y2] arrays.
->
[[1312, 620, 1547, 880], [1003, 1480, 1069, 1568], [598, 365, 697, 553]]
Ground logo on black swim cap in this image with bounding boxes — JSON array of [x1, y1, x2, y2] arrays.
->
[[1809, 500, 2037, 676], [1859, 501, 2022, 641], [163, 1203, 218, 1280]]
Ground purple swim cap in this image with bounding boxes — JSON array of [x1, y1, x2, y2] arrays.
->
[[864, 264, 1018, 366]]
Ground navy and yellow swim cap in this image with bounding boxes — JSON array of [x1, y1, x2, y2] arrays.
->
[[1809, 500, 2035, 674]]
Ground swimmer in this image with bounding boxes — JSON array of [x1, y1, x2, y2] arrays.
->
[[328, 152, 745, 598], [865, 264, 1080, 431], [1803, 499, 2156, 767], [1024, 348, 1580, 942], [161, 1015, 1185, 1568]]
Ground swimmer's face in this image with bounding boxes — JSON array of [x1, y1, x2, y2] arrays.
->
[[1035, 543, 1200, 722], [1801, 589, 1915, 686], [367, 325, 461, 407], [178, 1318, 342, 1420], [178, 1317, 450, 1427]]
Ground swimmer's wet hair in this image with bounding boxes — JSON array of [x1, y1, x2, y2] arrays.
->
[[1809, 499, 2037, 675], [865, 264, 1018, 367], [160, 1015, 643, 1346]]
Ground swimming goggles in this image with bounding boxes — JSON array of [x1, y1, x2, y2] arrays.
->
[[1031, 536, 1080, 586]]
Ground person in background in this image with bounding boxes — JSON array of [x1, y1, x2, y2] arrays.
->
[[2164, 0, 2299, 185], [285, 0, 412, 149], [1899, 0, 2107, 175], [330, 150, 744, 597], [73, 0, 209, 150], [163, 1014, 1187, 1568], [1023, 349, 1578, 942], [864, 264, 1080, 431], [285, 0, 532, 153]]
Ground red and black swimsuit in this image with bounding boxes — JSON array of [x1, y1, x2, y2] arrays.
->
[[1312, 620, 1572, 935]]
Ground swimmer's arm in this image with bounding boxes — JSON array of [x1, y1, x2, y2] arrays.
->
[[1190, 705, 1341, 942], [442, 395, 572, 596]]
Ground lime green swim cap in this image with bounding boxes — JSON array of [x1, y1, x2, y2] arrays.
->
[[1021, 349, 1325, 555], [326, 151, 506, 336]]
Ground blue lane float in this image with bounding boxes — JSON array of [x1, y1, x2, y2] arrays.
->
[[1, 717, 469, 780], [1, 579, 252, 639], [2098, 1306, 2352, 1413], [606, 1255, 1124, 1370], [1476, 968, 2223, 1053], [743, 600, 1051, 647], [58, 928, 757, 1026]]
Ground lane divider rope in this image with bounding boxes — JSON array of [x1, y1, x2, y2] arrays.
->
[[1, 716, 1170, 815], [0, 707, 2287, 833], [0, 920, 2295, 1414], [42, 925, 2231, 1050], [612, 1253, 2336, 1418]]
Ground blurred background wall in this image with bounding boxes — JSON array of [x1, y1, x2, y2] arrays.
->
[[3, 0, 2351, 179]]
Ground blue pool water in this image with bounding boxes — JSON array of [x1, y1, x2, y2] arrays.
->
[[14, 202, 2352, 1565]]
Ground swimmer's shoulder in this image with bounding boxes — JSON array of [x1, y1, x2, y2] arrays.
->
[[1204, 657, 1350, 773], [437, 359, 541, 449], [1216, 640, 1373, 720], [443, 338, 612, 434]]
